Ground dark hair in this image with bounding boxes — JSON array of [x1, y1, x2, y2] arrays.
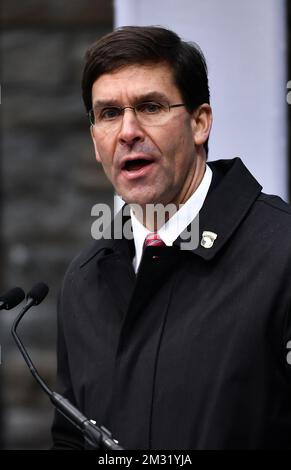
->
[[82, 26, 210, 155]]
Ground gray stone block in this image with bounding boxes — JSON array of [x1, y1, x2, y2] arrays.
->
[[1, 0, 113, 26], [2, 89, 86, 129], [2, 31, 68, 85]]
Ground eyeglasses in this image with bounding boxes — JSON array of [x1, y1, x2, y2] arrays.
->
[[88, 101, 186, 129]]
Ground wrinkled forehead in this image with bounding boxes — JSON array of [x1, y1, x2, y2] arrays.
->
[[91, 63, 181, 106]]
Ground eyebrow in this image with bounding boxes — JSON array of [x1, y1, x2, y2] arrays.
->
[[92, 91, 170, 109]]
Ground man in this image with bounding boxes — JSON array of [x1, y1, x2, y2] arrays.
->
[[51, 26, 291, 449]]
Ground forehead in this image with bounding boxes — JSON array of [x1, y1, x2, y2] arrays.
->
[[91, 63, 181, 105]]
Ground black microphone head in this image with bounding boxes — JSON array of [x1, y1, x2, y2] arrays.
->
[[26, 282, 49, 305], [0, 287, 25, 310]]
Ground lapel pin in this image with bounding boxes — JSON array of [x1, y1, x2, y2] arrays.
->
[[201, 231, 218, 249]]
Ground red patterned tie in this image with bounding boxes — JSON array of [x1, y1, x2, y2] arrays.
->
[[143, 232, 166, 249]]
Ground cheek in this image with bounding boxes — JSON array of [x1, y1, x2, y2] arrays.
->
[[94, 138, 114, 170], [161, 132, 193, 172], [156, 118, 194, 157]]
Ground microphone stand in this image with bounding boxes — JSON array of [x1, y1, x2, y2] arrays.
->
[[11, 286, 123, 450]]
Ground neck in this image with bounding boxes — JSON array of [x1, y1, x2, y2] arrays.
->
[[172, 152, 206, 206]]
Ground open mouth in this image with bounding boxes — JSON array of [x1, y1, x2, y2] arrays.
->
[[123, 158, 153, 172]]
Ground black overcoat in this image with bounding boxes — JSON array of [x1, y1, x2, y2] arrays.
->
[[52, 158, 291, 449]]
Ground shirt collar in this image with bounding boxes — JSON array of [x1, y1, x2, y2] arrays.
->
[[130, 164, 213, 272]]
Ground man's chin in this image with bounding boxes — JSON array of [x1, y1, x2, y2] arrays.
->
[[120, 192, 158, 207]]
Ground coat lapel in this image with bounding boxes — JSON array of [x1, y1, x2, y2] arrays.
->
[[174, 158, 262, 260], [97, 238, 136, 317]]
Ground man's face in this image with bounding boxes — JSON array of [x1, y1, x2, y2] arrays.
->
[[90, 63, 204, 207]]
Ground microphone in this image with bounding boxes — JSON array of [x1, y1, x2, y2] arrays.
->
[[0, 287, 25, 310], [27, 282, 49, 306], [11, 283, 123, 450]]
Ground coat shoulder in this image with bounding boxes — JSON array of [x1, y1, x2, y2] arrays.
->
[[257, 193, 291, 217], [249, 193, 291, 260], [62, 239, 107, 282], [255, 193, 291, 235]]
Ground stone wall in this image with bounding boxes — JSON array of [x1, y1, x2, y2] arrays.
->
[[0, 0, 113, 449]]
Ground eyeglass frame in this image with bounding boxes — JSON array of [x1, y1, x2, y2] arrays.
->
[[87, 101, 186, 127]]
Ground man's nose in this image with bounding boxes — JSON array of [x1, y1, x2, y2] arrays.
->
[[118, 108, 145, 146]]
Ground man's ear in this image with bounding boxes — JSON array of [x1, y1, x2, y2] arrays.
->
[[90, 125, 102, 163], [191, 104, 213, 146]]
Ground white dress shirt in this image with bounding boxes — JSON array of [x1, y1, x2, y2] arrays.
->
[[130, 164, 213, 273]]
